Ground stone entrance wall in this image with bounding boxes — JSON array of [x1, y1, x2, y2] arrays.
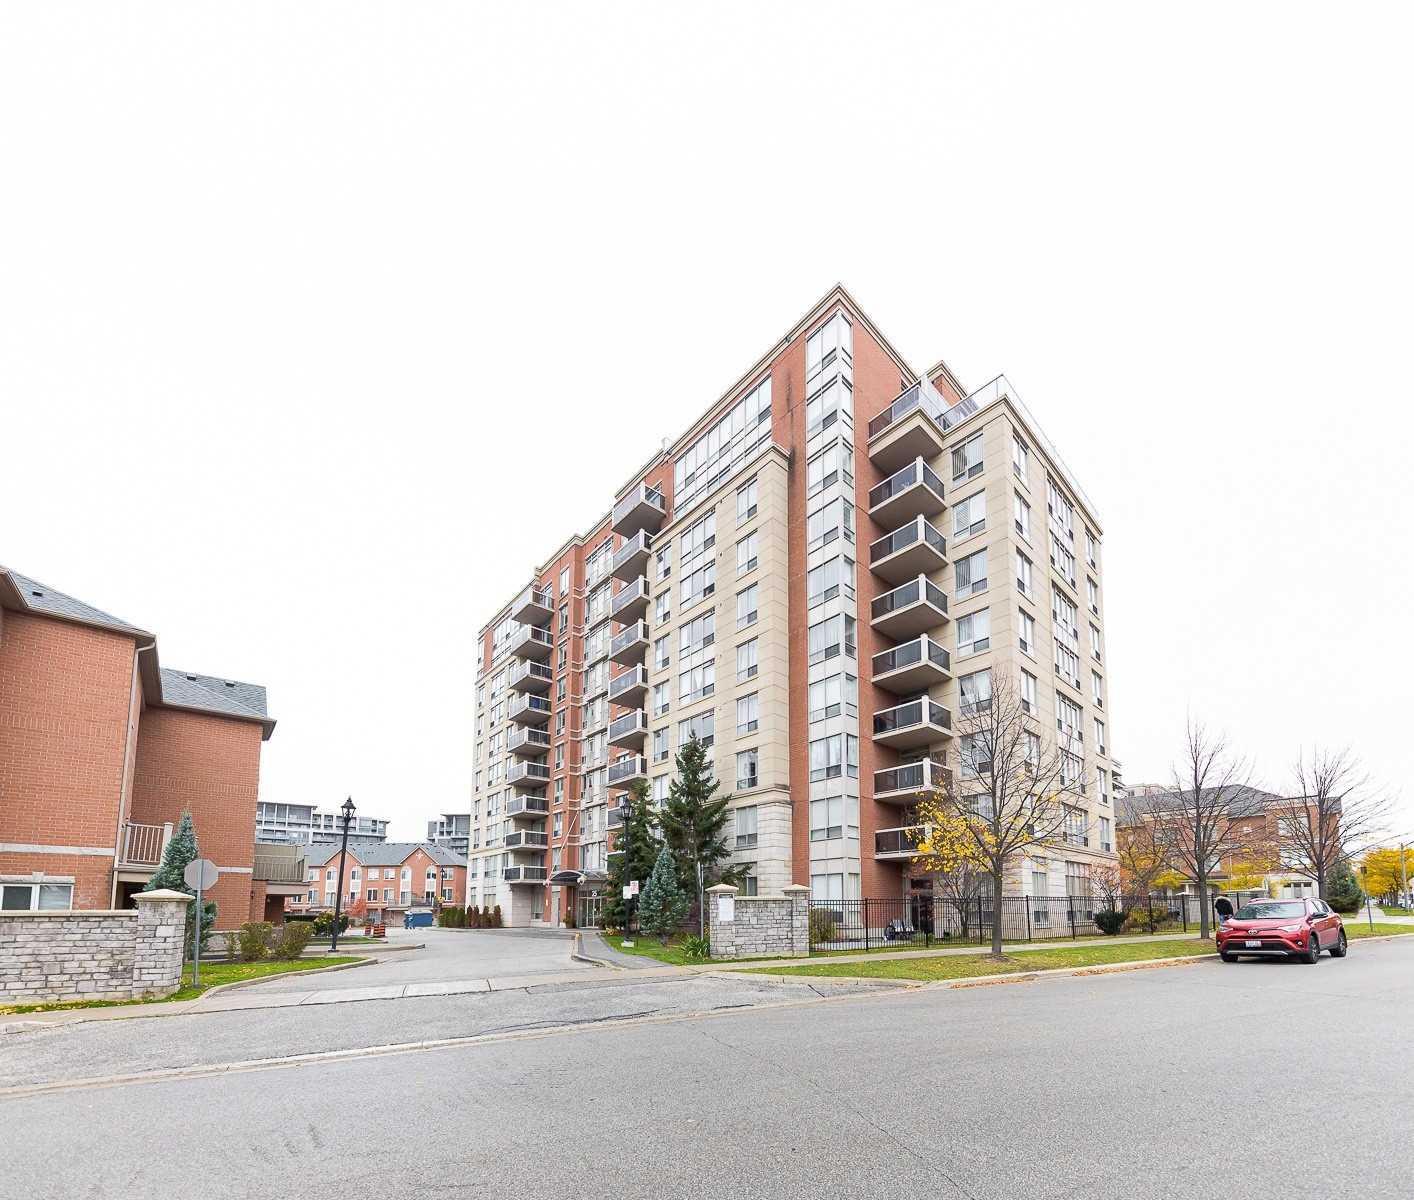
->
[[706, 883, 809, 959]]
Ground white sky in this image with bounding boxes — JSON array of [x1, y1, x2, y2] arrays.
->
[[3, 4, 1411, 842]]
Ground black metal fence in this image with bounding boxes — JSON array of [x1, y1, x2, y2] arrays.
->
[[808, 892, 1245, 952]]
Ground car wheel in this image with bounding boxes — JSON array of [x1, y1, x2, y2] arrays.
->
[[1329, 929, 1348, 958], [1304, 933, 1321, 964], [1220, 950, 1237, 962]]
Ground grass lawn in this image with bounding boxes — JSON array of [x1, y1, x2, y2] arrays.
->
[[602, 933, 711, 966], [1345, 922, 1414, 939], [0, 956, 364, 1015]]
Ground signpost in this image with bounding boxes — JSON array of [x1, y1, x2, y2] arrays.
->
[[182, 857, 220, 986], [621, 880, 639, 947]]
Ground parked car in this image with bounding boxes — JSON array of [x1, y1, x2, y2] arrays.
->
[[1216, 898, 1347, 963]]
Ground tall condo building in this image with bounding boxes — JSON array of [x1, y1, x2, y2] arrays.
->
[[470, 287, 1117, 928]]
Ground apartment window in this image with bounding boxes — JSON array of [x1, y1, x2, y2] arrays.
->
[[654, 591, 671, 624], [1055, 640, 1080, 689], [680, 511, 717, 565], [1094, 717, 1107, 755], [653, 635, 671, 671], [1092, 670, 1104, 708], [674, 379, 771, 512], [677, 710, 715, 749], [553, 811, 563, 837], [559, 566, 570, 595], [807, 556, 854, 607], [1050, 536, 1077, 586], [736, 693, 760, 735], [737, 477, 758, 523], [808, 673, 857, 721], [1020, 669, 1037, 714], [954, 548, 988, 599], [652, 727, 670, 764], [1016, 550, 1033, 598], [555, 745, 565, 770], [1089, 623, 1102, 663], [556, 677, 567, 702], [806, 439, 853, 498], [809, 796, 844, 841], [736, 532, 759, 575], [951, 432, 983, 482], [960, 668, 992, 715], [679, 662, 715, 705], [1014, 492, 1031, 541], [1087, 577, 1099, 615], [1064, 807, 1088, 848], [961, 733, 991, 776], [806, 310, 853, 379], [736, 749, 760, 792], [680, 561, 716, 610], [1098, 767, 1110, 806], [807, 613, 856, 664], [651, 680, 671, 717], [1024, 730, 1041, 767], [555, 711, 567, 736], [1013, 435, 1029, 478], [1061, 748, 1083, 789], [1057, 694, 1083, 742], [1099, 817, 1112, 853], [651, 773, 670, 805], [680, 611, 715, 657], [655, 543, 672, 581], [1085, 529, 1098, 568], [952, 490, 986, 540], [956, 608, 990, 657], [809, 734, 858, 782], [1018, 609, 1036, 657], [557, 646, 568, 670], [806, 373, 854, 439], [736, 584, 759, 628], [806, 496, 853, 551], [736, 638, 758, 682], [0, 881, 72, 911], [739, 869, 759, 897], [811, 872, 845, 901]]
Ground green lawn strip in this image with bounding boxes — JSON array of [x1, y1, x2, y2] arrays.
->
[[807, 928, 1198, 957], [1344, 922, 1414, 940], [600, 933, 788, 967], [740, 938, 1218, 982], [0, 956, 364, 1015]]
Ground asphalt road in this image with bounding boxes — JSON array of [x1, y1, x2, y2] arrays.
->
[[2, 940, 1411, 1199]]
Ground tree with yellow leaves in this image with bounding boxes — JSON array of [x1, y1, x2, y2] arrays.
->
[[911, 802, 989, 938], [1362, 847, 1413, 904]]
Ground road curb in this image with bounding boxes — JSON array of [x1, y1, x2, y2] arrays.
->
[[570, 933, 623, 971]]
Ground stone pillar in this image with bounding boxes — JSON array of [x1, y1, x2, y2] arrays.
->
[[783, 884, 810, 957], [132, 889, 193, 999], [706, 883, 739, 959]]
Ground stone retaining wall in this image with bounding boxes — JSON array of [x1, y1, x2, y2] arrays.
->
[[0, 889, 192, 1004], [706, 883, 809, 959]]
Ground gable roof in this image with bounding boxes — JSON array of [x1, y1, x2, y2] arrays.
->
[[1117, 786, 1282, 825], [304, 840, 467, 869], [0, 567, 151, 639]]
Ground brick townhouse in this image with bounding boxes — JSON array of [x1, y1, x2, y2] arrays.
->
[[287, 841, 468, 926], [0, 565, 282, 923]]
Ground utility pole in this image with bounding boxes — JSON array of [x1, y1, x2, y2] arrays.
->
[[330, 796, 356, 953], [1401, 841, 1410, 909]]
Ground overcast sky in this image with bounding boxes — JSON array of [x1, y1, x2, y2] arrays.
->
[[3, 3, 1410, 842]]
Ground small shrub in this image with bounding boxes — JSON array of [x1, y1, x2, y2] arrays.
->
[[682, 933, 710, 961], [270, 921, 313, 961], [224, 929, 243, 962], [809, 909, 840, 945], [237, 921, 274, 962], [492, 905, 503, 929], [1122, 906, 1175, 934], [311, 910, 350, 937], [1093, 908, 1127, 935]]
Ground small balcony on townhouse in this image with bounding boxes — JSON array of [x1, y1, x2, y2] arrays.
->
[[607, 754, 648, 789], [505, 794, 550, 820], [509, 623, 554, 662], [866, 378, 949, 471], [871, 635, 952, 694], [868, 457, 946, 528], [504, 865, 549, 885], [873, 757, 952, 806], [116, 820, 171, 869], [251, 851, 306, 884], [873, 697, 953, 749], [609, 620, 650, 666], [511, 584, 554, 626], [503, 830, 550, 852], [869, 516, 948, 584], [612, 531, 653, 582], [608, 710, 648, 751], [612, 482, 667, 538], [506, 759, 551, 790], [509, 693, 553, 726], [610, 577, 651, 624], [508, 659, 554, 694], [507, 726, 551, 758], [870, 575, 949, 640], [875, 824, 928, 860], [608, 664, 649, 706]]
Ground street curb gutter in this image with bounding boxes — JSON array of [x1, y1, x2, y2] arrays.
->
[[570, 933, 623, 971]]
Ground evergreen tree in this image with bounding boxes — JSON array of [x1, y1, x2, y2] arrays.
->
[[143, 811, 217, 951], [657, 734, 746, 934], [601, 779, 659, 930], [1326, 860, 1363, 913], [637, 846, 688, 943]]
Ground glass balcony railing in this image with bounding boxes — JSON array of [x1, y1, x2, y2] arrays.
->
[[875, 825, 927, 857], [610, 621, 650, 659], [505, 795, 550, 818], [612, 483, 667, 536], [874, 757, 950, 798], [507, 760, 551, 787], [873, 698, 953, 738], [507, 727, 551, 755], [870, 517, 947, 566], [607, 755, 647, 786], [509, 660, 554, 692], [868, 458, 946, 510], [867, 378, 949, 440], [503, 866, 548, 884], [871, 635, 951, 679], [608, 664, 649, 702], [503, 830, 549, 851], [871, 576, 948, 624]]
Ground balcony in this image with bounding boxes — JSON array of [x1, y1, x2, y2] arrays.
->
[[503, 830, 549, 852], [869, 516, 947, 584], [506, 760, 551, 790], [511, 584, 554, 626], [607, 754, 648, 788], [610, 577, 651, 624], [509, 659, 554, 694], [504, 865, 549, 885], [873, 757, 952, 805], [612, 531, 653, 582], [608, 710, 648, 750], [609, 620, 650, 666], [608, 664, 649, 706], [509, 693, 553, 726], [252, 852, 305, 884], [871, 635, 951, 693], [505, 795, 550, 820], [867, 378, 949, 472], [871, 575, 949, 639], [116, 820, 170, 869], [612, 482, 667, 538], [868, 458, 946, 528], [607, 802, 629, 830], [507, 726, 551, 758], [509, 623, 554, 661], [875, 825, 927, 860], [873, 697, 953, 749]]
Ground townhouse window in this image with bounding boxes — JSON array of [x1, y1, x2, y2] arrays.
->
[[808, 673, 856, 721], [954, 548, 988, 599], [807, 613, 855, 664], [736, 478, 758, 523], [653, 635, 671, 671], [959, 668, 992, 715], [736, 749, 760, 792], [956, 608, 991, 657], [736, 638, 758, 682], [654, 591, 671, 625], [736, 693, 760, 735], [1087, 577, 1099, 615], [0, 881, 72, 911], [1094, 718, 1107, 755], [736, 583, 759, 628], [1089, 623, 1102, 663], [952, 489, 986, 540], [652, 726, 671, 764], [806, 556, 854, 606], [1092, 670, 1104, 709], [366, 888, 378, 901], [1020, 669, 1038, 714], [736, 532, 759, 576], [1013, 435, 1029, 478], [951, 432, 983, 482], [1016, 550, 1033, 598], [382, 888, 393, 902], [806, 440, 853, 498], [1018, 609, 1036, 657], [1014, 492, 1031, 541]]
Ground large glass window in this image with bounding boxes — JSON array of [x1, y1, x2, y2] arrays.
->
[[951, 433, 983, 482], [806, 311, 853, 381], [674, 378, 772, 511], [954, 548, 989, 599], [807, 614, 856, 664]]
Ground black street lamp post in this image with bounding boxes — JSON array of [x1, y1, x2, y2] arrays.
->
[[330, 796, 356, 953]]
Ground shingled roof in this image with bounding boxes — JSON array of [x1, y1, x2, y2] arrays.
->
[[304, 841, 467, 869]]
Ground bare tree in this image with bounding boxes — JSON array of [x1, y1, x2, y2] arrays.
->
[[1274, 747, 1389, 901], [1116, 803, 1170, 900], [1159, 718, 1254, 939], [918, 670, 1081, 957]]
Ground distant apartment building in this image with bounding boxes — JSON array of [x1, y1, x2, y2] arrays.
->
[[0, 566, 282, 923], [427, 812, 470, 856], [469, 287, 1119, 927], [255, 801, 391, 845], [288, 841, 467, 925]]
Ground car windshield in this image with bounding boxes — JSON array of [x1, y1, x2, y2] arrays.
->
[[1234, 902, 1307, 920]]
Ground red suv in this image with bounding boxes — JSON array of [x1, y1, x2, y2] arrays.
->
[[1216, 898, 1346, 963]]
